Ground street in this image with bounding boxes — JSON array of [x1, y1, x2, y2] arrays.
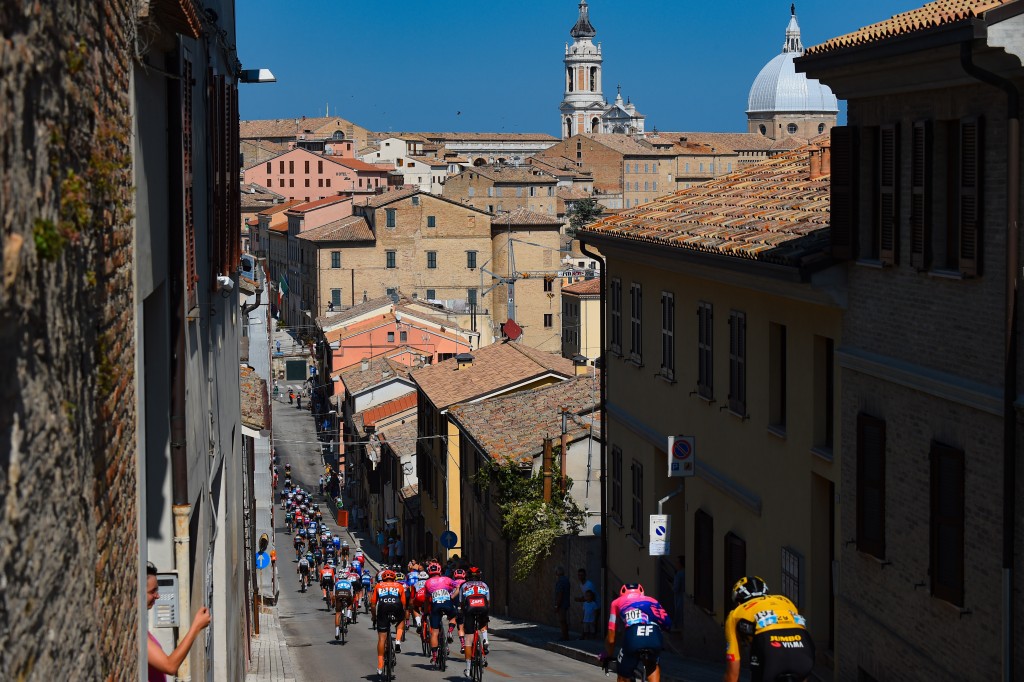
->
[[270, 385, 606, 682]]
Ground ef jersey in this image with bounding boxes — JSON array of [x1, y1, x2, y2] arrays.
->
[[724, 594, 807, 662]]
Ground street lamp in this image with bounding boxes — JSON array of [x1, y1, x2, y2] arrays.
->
[[239, 68, 276, 83]]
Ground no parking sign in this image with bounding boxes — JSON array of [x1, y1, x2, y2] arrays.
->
[[667, 435, 695, 477]]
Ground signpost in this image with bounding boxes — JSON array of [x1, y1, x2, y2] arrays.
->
[[439, 530, 458, 550], [649, 514, 670, 556], [667, 435, 695, 477]]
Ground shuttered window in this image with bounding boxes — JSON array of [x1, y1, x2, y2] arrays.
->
[[630, 459, 644, 541], [723, 532, 746, 613], [610, 446, 623, 523], [661, 292, 675, 379], [856, 414, 886, 559], [694, 510, 714, 611], [630, 283, 643, 363], [878, 124, 899, 265], [930, 442, 965, 606], [958, 117, 982, 276], [697, 302, 713, 399], [181, 51, 198, 310], [728, 311, 746, 416], [910, 121, 932, 269], [830, 126, 857, 259], [610, 278, 622, 354]]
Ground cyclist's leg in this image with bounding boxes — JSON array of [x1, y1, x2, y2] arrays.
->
[[376, 630, 386, 673]]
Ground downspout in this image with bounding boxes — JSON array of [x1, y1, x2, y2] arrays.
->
[[960, 40, 1019, 682], [168, 46, 193, 682], [579, 238, 607, 608]]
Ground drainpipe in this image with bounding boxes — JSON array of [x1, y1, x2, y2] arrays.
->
[[960, 40, 1019, 682], [579, 238, 607, 607]]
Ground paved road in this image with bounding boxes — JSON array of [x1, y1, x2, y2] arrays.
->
[[271, 395, 606, 682]]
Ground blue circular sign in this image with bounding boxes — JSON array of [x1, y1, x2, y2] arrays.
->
[[439, 531, 458, 549], [593, 524, 602, 537], [255, 551, 270, 569]]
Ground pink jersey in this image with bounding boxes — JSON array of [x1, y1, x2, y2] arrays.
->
[[451, 578, 466, 593], [607, 593, 662, 631], [424, 575, 455, 605]]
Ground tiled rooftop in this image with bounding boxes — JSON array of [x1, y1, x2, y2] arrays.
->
[[340, 352, 417, 396], [583, 134, 673, 156], [562, 278, 601, 296], [806, 0, 1010, 55], [317, 296, 393, 330], [241, 116, 359, 139], [412, 341, 575, 410], [493, 207, 563, 227], [408, 155, 448, 167], [580, 142, 831, 267], [556, 186, 593, 201], [258, 199, 305, 216], [362, 391, 417, 428], [390, 131, 559, 142], [296, 215, 373, 243], [651, 132, 779, 153], [287, 195, 350, 213], [358, 187, 422, 208], [330, 156, 393, 173], [377, 419, 418, 458], [448, 375, 600, 465], [464, 165, 558, 184]]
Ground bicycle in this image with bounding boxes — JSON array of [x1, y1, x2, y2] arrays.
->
[[467, 624, 485, 682], [601, 648, 659, 681], [382, 616, 398, 681], [435, 614, 449, 672], [420, 619, 431, 657]]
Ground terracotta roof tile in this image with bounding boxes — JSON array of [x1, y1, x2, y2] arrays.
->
[[806, 0, 1010, 55], [408, 155, 448, 167], [580, 142, 830, 267], [340, 352, 417, 396], [358, 187, 422, 208], [363, 391, 417, 428], [464, 165, 558, 184], [330, 157, 393, 173], [317, 297, 393, 329], [241, 116, 360, 139], [583, 134, 674, 156], [493, 207, 563, 227], [388, 132, 559, 142], [376, 419, 419, 457], [562, 278, 601, 296], [651, 132, 779, 152], [258, 199, 305, 216], [287, 195, 351, 213], [412, 341, 575, 410], [296, 215, 374, 243], [448, 375, 600, 465], [556, 186, 593, 201]]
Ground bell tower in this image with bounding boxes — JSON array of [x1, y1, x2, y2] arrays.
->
[[559, 0, 605, 138]]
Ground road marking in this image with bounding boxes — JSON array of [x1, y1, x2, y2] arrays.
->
[[483, 664, 511, 677]]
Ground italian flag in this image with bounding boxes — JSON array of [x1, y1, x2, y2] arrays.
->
[[278, 275, 289, 309]]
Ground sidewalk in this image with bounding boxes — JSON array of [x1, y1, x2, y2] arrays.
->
[[245, 604, 302, 682]]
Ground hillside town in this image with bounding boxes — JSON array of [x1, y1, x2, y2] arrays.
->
[[2, 1, 1024, 681]]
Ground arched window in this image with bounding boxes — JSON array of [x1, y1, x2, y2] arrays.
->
[[589, 67, 598, 91], [591, 117, 601, 133], [758, 124, 767, 136], [332, 130, 345, 140], [818, 123, 826, 134], [567, 67, 574, 92], [565, 118, 573, 138], [787, 123, 798, 135]]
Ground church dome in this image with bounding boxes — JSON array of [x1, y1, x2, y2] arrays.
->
[[746, 9, 838, 115]]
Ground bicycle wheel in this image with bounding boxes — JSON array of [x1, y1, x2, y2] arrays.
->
[[384, 630, 395, 681], [437, 619, 447, 671], [421, 624, 430, 656], [472, 637, 484, 682]]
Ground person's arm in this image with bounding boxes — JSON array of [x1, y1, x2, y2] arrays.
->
[[723, 658, 740, 682], [603, 622, 616, 658], [147, 607, 211, 675]]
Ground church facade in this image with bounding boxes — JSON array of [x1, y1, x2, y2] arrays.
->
[[559, 0, 645, 138]]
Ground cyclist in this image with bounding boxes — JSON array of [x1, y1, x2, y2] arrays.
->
[[360, 569, 373, 619], [334, 571, 355, 641], [424, 561, 457, 665], [371, 568, 409, 678], [458, 565, 491, 677], [450, 568, 467, 648], [297, 553, 311, 591], [724, 576, 814, 682], [320, 559, 336, 608], [285, 508, 294, 534], [293, 531, 306, 561], [340, 540, 350, 562], [600, 583, 672, 682]]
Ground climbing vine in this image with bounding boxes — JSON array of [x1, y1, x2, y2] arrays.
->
[[472, 450, 585, 581]]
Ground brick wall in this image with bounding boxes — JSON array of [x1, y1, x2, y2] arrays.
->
[[0, 1, 138, 679]]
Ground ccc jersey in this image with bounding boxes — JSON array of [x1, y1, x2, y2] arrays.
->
[[724, 594, 807, 662], [371, 580, 408, 610]]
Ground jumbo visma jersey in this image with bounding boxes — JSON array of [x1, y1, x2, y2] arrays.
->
[[724, 594, 807, 662]]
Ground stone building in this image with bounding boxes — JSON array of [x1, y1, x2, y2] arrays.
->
[[444, 165, 560, 215], [561, 277, 602, 363], [381, 131, 559, 167], [1, 1, 250, 679], [240, 114, 373, 166], [799, 0, 1024, 678], [747, 6, 838, 141], [242, 146, 391, 203]]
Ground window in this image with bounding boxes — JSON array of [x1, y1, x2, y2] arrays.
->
[[386, 287, 397, 298], [697, 302, 713, 399], [769, 323, 787, 431], [266, 178, 272, 187], [544, 278, 553, 293], [610, 446, 618, 520], [629, 283, 642, 363], [644, 163, 649, 173], [529, 186, 536, 197], [728, 311, 746, 416], [818, 123, 826, 134], [653, 182, 657, 191], [426, 251, 437, 269], [468, 187, 475, 197], [385, 209, 396, 228], [289, 160, 294, 174], [694, 509, 714, 611], [317, 179, 323, 187], [931, 442, 965, 605], [466, 251, 477, 269], [780, 547, 802, 607], [878, 124, 899, 265], [724, 533, 747, 614], [318, 160, 323, 174], [386, 250, 396, 269], [387, 331, 395, 343], [856, 413, 886, 559], [426, 289, 436, 300], [516, 186, 522, 197], [467, 288, 478, 306], [630, 459, 644, 541], [788, 123, 798, 135], [411, 195, 420, 206], [548, 186, 554, 197], [331, 288, 342, 306], [326, 178, 330, 187], [265, 162, 271, 174], [541, 313, 552, 328], [487, 187, 493, 197], [279, 160, 285, 174], [644, 182, 649, 191], [610, 278, 622, 354], [400, 330, 407, 343], [660, 292, 674, 379], [289, 179, 294, 187], [814, 336, 835, 450], [331, 251, 341, 269]]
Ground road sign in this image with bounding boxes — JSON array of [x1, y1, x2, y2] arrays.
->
[[649, 514, 670, 556], [667, 435, 695, 478], [439, 531, 458, 549], [255, 552, 270, 570]]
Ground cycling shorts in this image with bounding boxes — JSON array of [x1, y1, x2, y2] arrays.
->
[[375, 604, 404, 632], [335, 594, 352, 612], [463, 610, 489, 635], [428, 601, 457, 630], [617, 624, 663, 679], [299, 565, 310, 575], [749, 628, 815, 682]]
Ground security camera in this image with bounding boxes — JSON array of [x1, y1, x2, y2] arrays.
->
[[216, 275, 234, 295]]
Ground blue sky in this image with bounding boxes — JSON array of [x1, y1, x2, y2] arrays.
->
[[237, 0, 922, 135]]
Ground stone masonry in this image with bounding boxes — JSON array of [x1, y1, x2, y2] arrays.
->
[[1, 1, 138, 680]]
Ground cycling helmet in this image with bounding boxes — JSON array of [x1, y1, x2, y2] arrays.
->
[[731, 576, 769, 605], [620, 583, 644, 596], [327, 558, 335, 566], [381, 569, 396, 581], [417, 571, 429, 580], [427, 562, 442, 576], [453, 569, 466, 579], [395, 572, 406, 581], [342, 540, 349, 547], [468, 566, 482, 579]]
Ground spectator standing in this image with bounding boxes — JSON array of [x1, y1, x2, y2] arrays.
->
[[574, 568, 596, 638], [671, 555, 686, 626], [296, 393, 302, 410], [581, 590, 599, 639], [387, 536, 396, 562], [394, 536, 404, 565], [318, 474, 325, 495], [376, 529, 385, 552], [554, 566, 570, 640], [288, 389, 294, 405], [146, 562, 210, 681]]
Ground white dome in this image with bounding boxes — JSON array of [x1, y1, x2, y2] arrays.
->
[[747, 52, 838, 114]]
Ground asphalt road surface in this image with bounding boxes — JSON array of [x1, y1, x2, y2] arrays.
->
[[271, 393, 602, 682]]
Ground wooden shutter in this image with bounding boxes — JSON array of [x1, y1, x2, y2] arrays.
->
[[694, 510, 714, 612], [728, 311, 746, 415], [930, 442, 965, 606], [878, 124, 899, 265], [958, 117, 983, 276], [856, 413, 886, 559], [830, 126, 857, 259], [910, 121, 931, 270], [723, 532, 746, 613], [181, 51, 198, 311]]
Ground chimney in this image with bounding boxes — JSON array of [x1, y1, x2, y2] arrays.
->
[[361, 358, 370, 372], [572, 354, 589, 376], [807, 144, 822, 180], [455, 352, 474, 370], [821, 144, 831, 175]]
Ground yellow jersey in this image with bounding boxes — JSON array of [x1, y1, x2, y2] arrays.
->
[[724, 594, 807, 662]]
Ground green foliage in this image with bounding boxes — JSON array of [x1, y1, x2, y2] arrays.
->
[[566, 197, 604, 238], [33, 219, 66, 261], [473, 449, 586, 581]]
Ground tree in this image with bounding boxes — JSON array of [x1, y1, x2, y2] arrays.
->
[[566, 197, 604, 237]]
